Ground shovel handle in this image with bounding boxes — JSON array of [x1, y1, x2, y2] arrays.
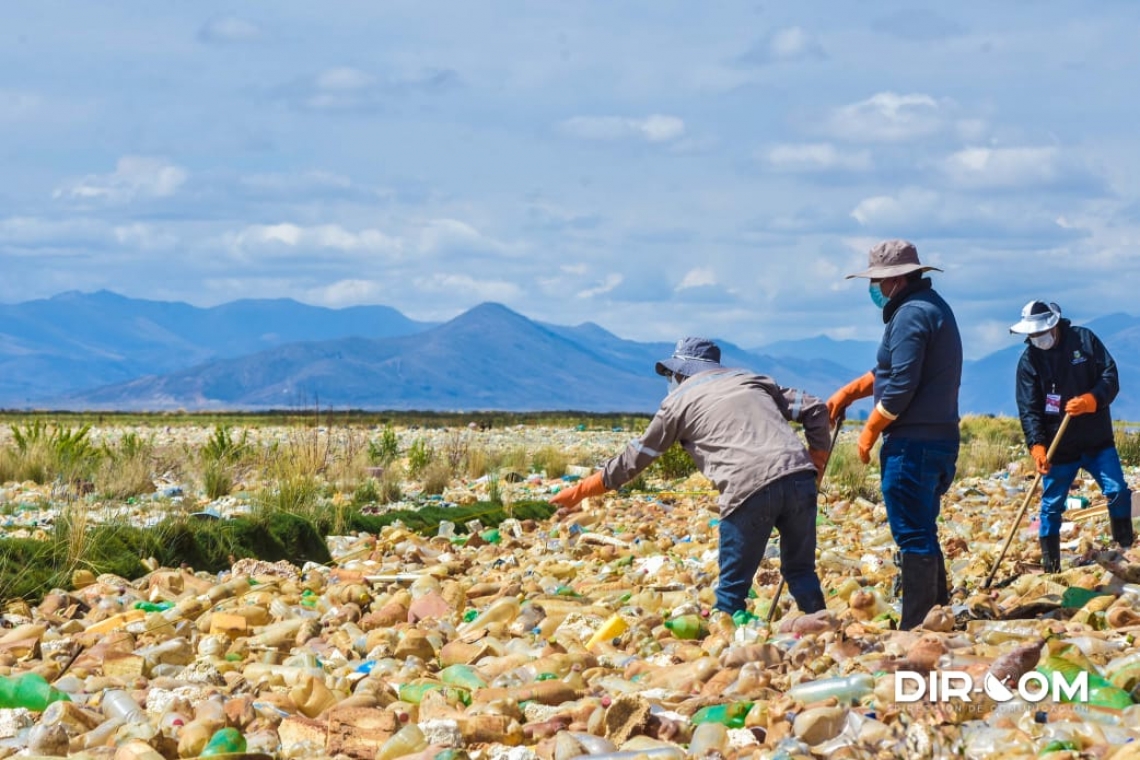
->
[[983, 413, 1072, 589]]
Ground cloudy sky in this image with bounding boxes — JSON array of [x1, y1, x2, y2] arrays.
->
[[3, 2, 1139, 358]]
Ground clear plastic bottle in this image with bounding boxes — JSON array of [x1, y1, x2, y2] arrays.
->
[[787, 673, 874, 704], [460, 597, 520, 631], [376, 722, 428, 760], [100, 689, 146, 723], [688, 722, 729, 758]]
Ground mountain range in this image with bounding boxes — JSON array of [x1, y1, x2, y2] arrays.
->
[[3, 291, 1140, 419]]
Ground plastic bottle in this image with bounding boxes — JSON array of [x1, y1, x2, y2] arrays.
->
[[439, 664, 487, 691], [787, 673, 874, 705], [0, 672, 71, 711], [586, 614, 629, 651], [376, 723, 428, 760], [690, 701, 753, 728], [460, 597, 521, 631], [688, 722, 729, 757], [663, 614, 707, 640], [200, 726, 247, 757], [100, 689, 146, 723]]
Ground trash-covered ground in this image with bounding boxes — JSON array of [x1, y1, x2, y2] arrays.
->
[[1, 423, 1140, 759]]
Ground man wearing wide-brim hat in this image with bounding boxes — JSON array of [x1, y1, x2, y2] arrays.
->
[[1010, 300, 1132, 569], [549, 336, 834, 619], [826, 240, 962, 630]]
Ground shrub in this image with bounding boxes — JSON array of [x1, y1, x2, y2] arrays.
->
[[406, 438, 434, 477], [1117, 429, 1140, 467], [420, 460, 451, 496], [369, 426, 400, 465], [649, 443, 698, 480], [532, 446, 569, 479], [95, 433, 156, 499]]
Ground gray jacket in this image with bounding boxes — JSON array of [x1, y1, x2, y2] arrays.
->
[[601, 368, 830, 518]]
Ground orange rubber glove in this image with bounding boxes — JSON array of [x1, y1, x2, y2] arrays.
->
[[827, 371, 875, 426], [1030, 444, 1050, 474], [1065, 393, 1097, 416], [808, 448, 829, 485], [550, 472, 607, 514], [857, 406, 894, 464]]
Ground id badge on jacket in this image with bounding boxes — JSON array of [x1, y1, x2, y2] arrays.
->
[[1045, 393, 1062, 415]]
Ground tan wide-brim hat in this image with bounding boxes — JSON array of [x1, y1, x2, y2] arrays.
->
[[846, 239, 943, 279]]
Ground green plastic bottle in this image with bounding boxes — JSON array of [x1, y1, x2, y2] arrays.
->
[[439, 664, 487, 691], [1037, 656, 1135, 710], [200, 727, 247, 757], [0, 672, 71, 711], [690, 701, 754, 728], [664, 614, 708, 640]]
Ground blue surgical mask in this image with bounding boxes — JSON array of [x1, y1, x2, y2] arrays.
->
[[1030, 331, 1056, 350], [869, 282, 891, 309]]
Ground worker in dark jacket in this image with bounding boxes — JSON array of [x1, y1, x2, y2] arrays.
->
[[1010, 300, 1132, 571], [549, 337, 833, 618], [827, 240, 962, 630]]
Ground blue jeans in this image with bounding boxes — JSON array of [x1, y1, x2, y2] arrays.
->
[[716, 470, 825, 615], [880, 436, 958, 555], [1040, 445, 1131, 537]]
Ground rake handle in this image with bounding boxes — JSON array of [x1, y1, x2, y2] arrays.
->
[[983, 413, 1072, 589]]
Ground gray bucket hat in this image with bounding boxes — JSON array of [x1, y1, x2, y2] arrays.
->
[[1009, 300, 1062, 335], [655, 337, 724, 377], [846, 239, 943, 279]]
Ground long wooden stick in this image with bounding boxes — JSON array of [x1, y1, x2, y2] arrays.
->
[[983, 413, 1072, 589], [767, 423, 842, 624]]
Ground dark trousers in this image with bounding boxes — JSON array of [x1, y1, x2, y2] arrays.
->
[[716, 470, 825, 615]]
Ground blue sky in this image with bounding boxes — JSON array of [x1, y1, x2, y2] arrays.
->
[[2, 2, 1139, 359]]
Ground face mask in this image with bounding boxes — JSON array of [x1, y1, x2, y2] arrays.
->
[[1030, 331, 1056, 350], [869, 282, 891, 309], [668, 374, 682, 392]]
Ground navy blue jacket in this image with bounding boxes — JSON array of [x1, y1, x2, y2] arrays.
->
[[1015, 319, 1118, 464], [874, 278, 962, 441]]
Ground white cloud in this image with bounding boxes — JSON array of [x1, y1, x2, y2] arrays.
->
[[417, 218, 515, 257], [315, 67, 375, 91], [828, 92, 946, 143], [0, 90, 40, 121], [198, 17, 262, 44], [735, 27, 826, 67], [941, 146, 1060, 188], [676, 267, 717, 290], [850, 188, 941, 227], [578, 273, 623, 299], [559, 114, 685, 143], [113, 223, 177, 250], [412, 273, 521, 302], [225, 223, 402, 256], [54, 156, 187, 204], [306, 279, 383, 307], [762, 142, 872, 172]]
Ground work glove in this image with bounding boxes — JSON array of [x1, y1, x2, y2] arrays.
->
[[857, 407, 893, 464], [808, 448, 829, 485], [550, 471, 607, 516], [826, 371, 875, 426], [1065, 393, 1097, 416], [1029, 444, 1050, 475]]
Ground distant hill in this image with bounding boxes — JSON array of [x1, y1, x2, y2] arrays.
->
[[0, 290, 431, 404], [69, 303, 864, 412], [7, 291, 1140, 419]]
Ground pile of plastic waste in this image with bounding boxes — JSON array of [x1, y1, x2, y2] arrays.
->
[[0, 437, 1139, 759]]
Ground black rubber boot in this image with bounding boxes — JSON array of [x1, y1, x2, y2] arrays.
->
[[1040, 534, 1061, 573], [935, 546, 950, 606], [899, 553, 940, 630], [1112, 517, 1135, 548]]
